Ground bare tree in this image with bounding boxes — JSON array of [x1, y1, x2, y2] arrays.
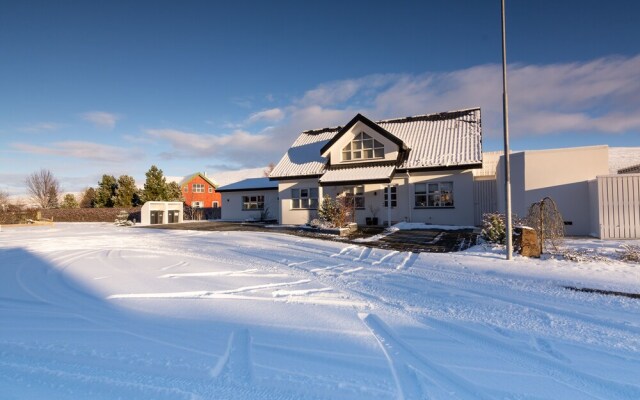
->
[[0, 189, 9, 211], [25, 169, 61, 209], [263, 162, 275, 177]]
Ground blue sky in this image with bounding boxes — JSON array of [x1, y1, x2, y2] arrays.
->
[[1, 0, 639, 196]]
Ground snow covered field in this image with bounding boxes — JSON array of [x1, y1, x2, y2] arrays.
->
[[1, 223, 639, 399]]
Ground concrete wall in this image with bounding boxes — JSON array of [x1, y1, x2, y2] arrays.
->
[[497, 145, 609, 236], [140, 201, 183, 225], [220, 190, 279, 221]]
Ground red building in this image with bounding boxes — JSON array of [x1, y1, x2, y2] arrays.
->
[[180, 172, 221, 208]]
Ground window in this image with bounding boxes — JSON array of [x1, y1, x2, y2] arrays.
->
[[208, 186, 213, 193], [342, 132, 384, 161], [243, 195, 264, 210], [193, 183, 204, 193], [183, 186, 188, 193], [344, 186, 365, 209], [291, 188, 319, 209], [383, 186, 397, 208], [212, 201, 219, 208], [192, 201, 203, 208], [415, 182, 454, 207]]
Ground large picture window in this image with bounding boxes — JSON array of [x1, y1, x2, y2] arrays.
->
[[415, 182, 454, 207], [342, 132, 384, 161], [243, 195, 264, 210], [192, 183, 204, 193], [291, 188, 318, 209], [383, 186, 397, 208]]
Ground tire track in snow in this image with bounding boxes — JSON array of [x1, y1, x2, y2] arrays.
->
[[360, 313, 486, 400], [211, 329, 253, 383]]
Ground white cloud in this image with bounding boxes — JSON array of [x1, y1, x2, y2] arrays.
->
[[11, 141, 141, 163], [246, 108, 285, 124], [19, 122, 62, 133], [82, 111, 121, 129], [147, 54, 640, 169]]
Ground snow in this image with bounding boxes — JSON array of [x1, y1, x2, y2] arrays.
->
[[609, 146, 640, 174], [1, 223, 639, 399], [353, 222, 476, 243], [217, 177, 278, 192]]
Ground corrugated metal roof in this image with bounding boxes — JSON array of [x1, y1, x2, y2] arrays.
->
[[319, 165, 395, 184], [270, 108, 482, 178]]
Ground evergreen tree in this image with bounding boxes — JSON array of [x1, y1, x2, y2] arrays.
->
[[94, 175, 117, 207], [142, 165, 168, 201], [79, 187, 97, 208], [60, 193, 79, 208], [115, 175, 138, 207], [166, 181, 183, 202]]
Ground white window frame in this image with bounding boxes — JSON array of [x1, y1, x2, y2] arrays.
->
[[212, 201, 219, 208], [208, 186, 213, 193], [343, 186, 365, 209], [291, 188, 319, 209], [342, 132, 384, 161], [415, 181, 454, 207], [242, 195, 264, 210], [192, 201, 204, 208], [383, 186, 397, 208], [192, 183, 204, 193]]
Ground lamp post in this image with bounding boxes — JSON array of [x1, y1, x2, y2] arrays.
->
[[501, 0, 513, 260]]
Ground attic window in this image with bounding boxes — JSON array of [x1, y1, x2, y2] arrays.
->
[[342, 132, 384, 161]]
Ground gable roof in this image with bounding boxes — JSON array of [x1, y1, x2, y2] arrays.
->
[[179, 172, 218, 188], [270, 108, 482, 179], [319, 113, 407, 155]]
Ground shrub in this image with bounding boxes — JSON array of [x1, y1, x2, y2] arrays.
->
[[619, 244, 640, 263], [525, 197, 565, 254], [317, 195, 354, 228], [481, 213, 506, 244]]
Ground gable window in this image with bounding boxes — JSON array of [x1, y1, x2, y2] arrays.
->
[[291, 188, 318, 209], [342, 132, 384, 161], [415, 182, 453, 207], [243, 195, 264, 210], [383, 186, 397, 208], [193, 183, 204, 193], [208, 186, 213, 193], [183, 186, 188, 193], [344, 186, 365, 209]]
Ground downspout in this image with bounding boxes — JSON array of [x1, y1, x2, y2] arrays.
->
[[387, 182, 391, 228], [406, 171, 411, 222]]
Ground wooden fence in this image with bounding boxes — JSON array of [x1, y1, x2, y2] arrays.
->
[[594, 174, 640, 239]]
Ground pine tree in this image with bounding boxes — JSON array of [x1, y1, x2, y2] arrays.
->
[[166, 181, 183, 202], [115, 175, 138, 207], [79, 187, 97, 208], [60, 193, 79, 208], [142, 165, 168, 201], [94, 175, 117, 207]]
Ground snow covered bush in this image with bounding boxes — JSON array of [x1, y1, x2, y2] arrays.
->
[[525, 197, 564, 254], [317, 195, 354, 228], [481, 213, 507, 244], [114, 210, 133, 226], [619, 244, 640, 263]]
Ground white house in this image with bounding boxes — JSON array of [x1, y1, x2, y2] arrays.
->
[[217, 177, 279, 222], [269, 109, 483, 226]]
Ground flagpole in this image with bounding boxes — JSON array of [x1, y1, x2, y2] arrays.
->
[[501, 0, 513, 260]]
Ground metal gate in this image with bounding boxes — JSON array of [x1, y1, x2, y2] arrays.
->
[[473, 179, 497, 226]]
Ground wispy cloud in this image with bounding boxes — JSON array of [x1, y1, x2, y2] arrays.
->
[[246, 108, 285, 124], [82, 111, 121, 129], [18, 122, 63, 133], [147, 54, 640, 169], [12, 141, 141, 163]]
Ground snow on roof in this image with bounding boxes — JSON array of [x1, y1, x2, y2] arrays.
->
[[609, 147, 640, 174], [217, 177, 278, 192], [208, 167, 267, 187], [270, 108, 482, 179], [319, 165, 395, 184]]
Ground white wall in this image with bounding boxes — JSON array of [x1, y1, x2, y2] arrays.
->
[[220, 190, 279, 221], [278, 179, 320, 225], [497, 146, 609, 236]]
